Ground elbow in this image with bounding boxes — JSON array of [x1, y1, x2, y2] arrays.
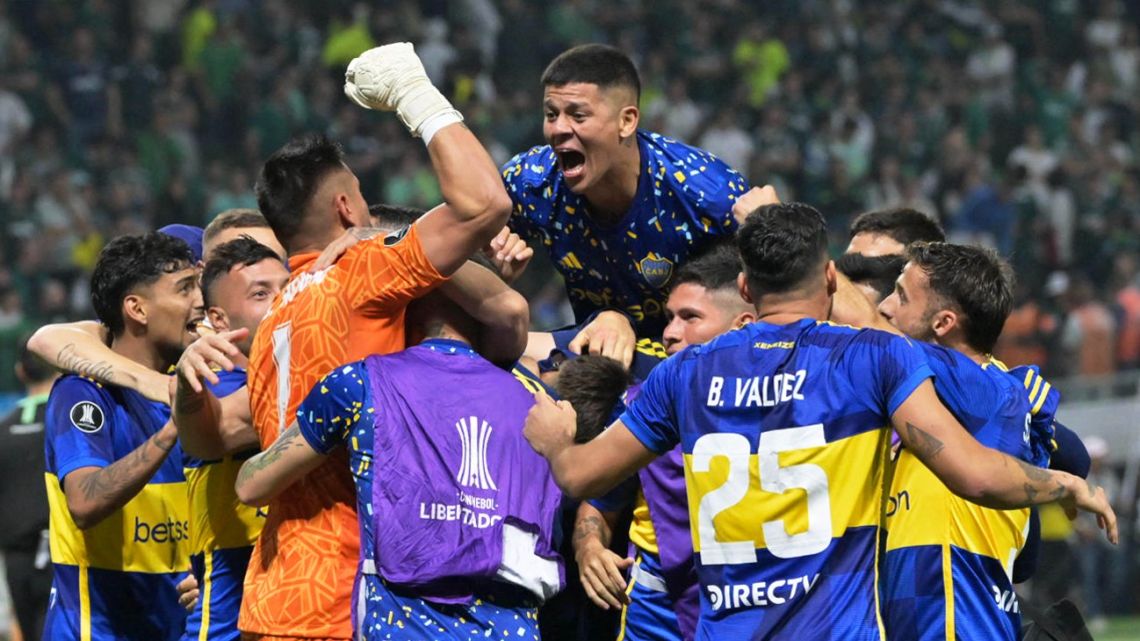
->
[[66, 502, 100, 531], [26, 327, 53, 361], [234, 481, 271, 508], [946, 473, 1003, 509]]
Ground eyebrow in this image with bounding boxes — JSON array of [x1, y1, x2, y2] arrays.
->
[[177, 274, 198, 289], [544, 100, 588, 111]]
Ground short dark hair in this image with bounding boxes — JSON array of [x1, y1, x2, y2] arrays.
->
[[18, 335, 56, 384], [255, 134, 346, 246], [737, 203, 829, 297], [673, 239, 741, 292], [369, 203, 424, 233], [204, 209, 271, 246], [541, 44, 641, 103], [201, 237, 285, 307], [91, 233, 196, 336], [906, 242, 1014, 354], [554, 354, 633, 444], [849, 208, 945, 245], [835, 253, 907, 302]]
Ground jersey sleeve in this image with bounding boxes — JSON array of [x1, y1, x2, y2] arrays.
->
[[45, 377, 116, 482], [296, 360, 372, 456], [619, 354, 682, 455], [339, 223, 446, 311], [1050, 421, 1090, 477], [849, 331, 933, 416], [501, 147, 550, 241], [1011, 364, 1060, 467]]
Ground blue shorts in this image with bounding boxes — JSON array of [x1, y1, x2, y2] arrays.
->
[[618, 552, 683, 641]]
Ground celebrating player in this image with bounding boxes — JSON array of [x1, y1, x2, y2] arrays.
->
[[239, 42, 517, 641], [523, 202, 1116, 640], [501, 44, 750, 335], [172, 237, 289, 641], [571, 241, 754, 641], [874, 242, 1042, 639], [43, 233, 200, 640], [235, 258, 561, 640]]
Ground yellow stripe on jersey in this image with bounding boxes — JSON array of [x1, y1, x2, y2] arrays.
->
[[185, 458, 264, 554], [1031, 382, 1052, 414], [683, 428, 888, 554], [885, 450, 1029, 562], [79, 565, 91, 641], [46, 473, 191, 573], [634, 338, 668, 360], [942, 545, 955, 640], [199, 552, 213, 641], [628, 489, 658, 555], [1027, 376, 1043, 406]]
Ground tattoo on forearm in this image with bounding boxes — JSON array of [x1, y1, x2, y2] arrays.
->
[[904, 422, 945, 461], [1014, 457, 1068, 503], [78, 430, 173, 504], [58, 343, 116, 384], [1023, 483, 1038, 502], [237, 425, 305, 487], [573, 515, 604, 544]]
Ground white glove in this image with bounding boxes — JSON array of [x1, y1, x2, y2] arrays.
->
[[344, 42, 463, 141]]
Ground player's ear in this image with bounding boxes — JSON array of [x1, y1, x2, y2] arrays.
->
[[207, 306, 229, 332], [931, 308, 958, 339], [732, 310, 756, 329], [737, 272, 754, 304], [122, 293, 147, 328], [333, 193, 356, 230], [618, 105, 639, 141], [825, 260, 838, 297]]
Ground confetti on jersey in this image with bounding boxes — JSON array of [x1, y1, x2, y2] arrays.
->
[[502, 130, 748, 336]]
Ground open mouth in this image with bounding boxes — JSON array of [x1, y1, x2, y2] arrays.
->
[[186, 317, 206, 336], [556, 149, 586, 180]]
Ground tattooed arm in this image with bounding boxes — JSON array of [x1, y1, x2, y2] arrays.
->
[[28, 321, 171, 403], [892, 379, 1118, 543], [234, 422, 325, 507], [63, 421, 179, 529], [573, 501, 632, 610]]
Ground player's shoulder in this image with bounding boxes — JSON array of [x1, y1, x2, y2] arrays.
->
[[501, 144, 558, 190], [48, 374, 113, 408], [642, 131, 749, 193], [46, 374, 116, 433]]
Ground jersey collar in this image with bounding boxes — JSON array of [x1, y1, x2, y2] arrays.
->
[[421, 338, 478, 357]]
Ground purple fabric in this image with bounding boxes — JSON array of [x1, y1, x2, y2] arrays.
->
[[626, 382, 699, 640], [640, 450, 699, 640], [365, 345, 564, 604]]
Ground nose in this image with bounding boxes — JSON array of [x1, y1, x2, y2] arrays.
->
[[877, 294, 895, 320], [546, 113, 572, 140], [662, 317, 683, 355]]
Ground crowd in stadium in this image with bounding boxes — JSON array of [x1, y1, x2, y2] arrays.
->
[[0, 1, 1138, 387], [0, 1, 1138, 641]]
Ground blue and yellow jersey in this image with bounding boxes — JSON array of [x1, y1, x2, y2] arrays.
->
[[622, 319, 932, 639], [882, 345, 1035, 641], [502, 130, 748, 336], [43, 375, 189, 641], [993, 360, 1058, 468], [182, 368, 264, 641]]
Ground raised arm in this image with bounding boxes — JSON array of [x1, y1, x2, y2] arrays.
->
[[28, 321, 171, 403], [891, 379, 1117, 542], [344, 42, 510, 276], [64, 421, 179, 529]]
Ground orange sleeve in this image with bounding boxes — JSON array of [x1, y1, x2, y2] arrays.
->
[[337, 224, 447, 310]]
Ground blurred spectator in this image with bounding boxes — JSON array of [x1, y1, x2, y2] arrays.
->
[[1059, 275, 1118, 378], [0, 0, 1137, 391]]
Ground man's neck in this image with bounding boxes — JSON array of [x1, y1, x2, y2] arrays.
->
[[584, 139, 641, 222], [939, 335, 987, 366], [754, 291, 832, 326], [113, 330, 171, 374]]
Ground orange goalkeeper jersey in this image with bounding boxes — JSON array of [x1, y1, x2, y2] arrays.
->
[[242, 226, 444, 639]]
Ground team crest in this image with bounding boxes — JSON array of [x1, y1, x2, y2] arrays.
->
[[639, 253, 674, 289], [69, 401, 104, 433]]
